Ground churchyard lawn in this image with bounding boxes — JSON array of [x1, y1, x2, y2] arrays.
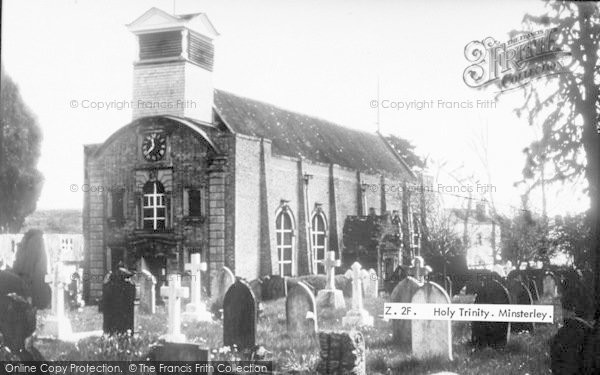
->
[[35, 296, 561, 374]]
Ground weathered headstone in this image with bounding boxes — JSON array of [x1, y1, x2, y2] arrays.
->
[[316, 251, 345, 309], [137, 270, 157, 314], [101, 269, 136, 335], [182, 253, 212, 321], [408, 256, 432, 284], [213, 266, 235, 314], [316, 331, 366, 375], [550, 317, 593, 375], [363, 269, 378, 298], [262, 275, 286, 300], [411, 282, 453, 361], [68, 272, 83, 310], [286, 281, 317, 335], [40, 264, 72, 340], [160, 274, 189, 343], [506, 279, 534, 333], [223, 279, 257, 350], [528, 277, 540, 301], [147, 342, 209, 363], [0, 293, 37, 356], [342, 262, 373, 327], [543, 273, 558, 299], [12, 229, 50, 309], [472, 279, 511, 348], [391, 276, 420, 347]]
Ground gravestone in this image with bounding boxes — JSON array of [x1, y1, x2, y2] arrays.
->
[[411, 282, 453, 361], [342, 262, 373, 327], [101, 269, 136, 335], [12, 229, 50, 309], [472, 279, 511, 348], [213, 266, 235, 315], [68, 272, 82, 310], [506, 279, 534, 333], [316, 331, 366, 375], [543, 273, 558, 299], [286, 281, 317, 335], [147, 343, 209, 374], [0, 293, 37, 356], [40, 264, 73, 340], [528, 277, 540, 301], [262, 275, 286, 300], [160, 274, 189, 343], [391, 276, 420, 347], [550, 317, 593, 375], [182, 253, 212, 321], [363, 269, 378, 298], [137, 270, 157, 314], [223, 279, 257, 350], [316, 251, 345, 309]]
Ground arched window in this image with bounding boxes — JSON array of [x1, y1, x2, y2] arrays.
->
[[275, 208, 295, 276], [311, 212, 327, 274], [143, 181, 166, 230]]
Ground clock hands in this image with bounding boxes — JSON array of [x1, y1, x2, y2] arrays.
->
[[144, 136, 156, 156]]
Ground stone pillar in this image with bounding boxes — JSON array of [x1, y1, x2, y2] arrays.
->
[[208, 155, 228, 297], [328, 164, 339, 254], [296, 160, 310, 276], [259, 139, 273, 276]]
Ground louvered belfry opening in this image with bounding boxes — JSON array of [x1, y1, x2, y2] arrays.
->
[[188, 31, 214, 71], [139, 31, 182, 60]]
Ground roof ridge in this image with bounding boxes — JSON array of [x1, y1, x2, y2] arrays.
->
[[214, 89, 382, 139]]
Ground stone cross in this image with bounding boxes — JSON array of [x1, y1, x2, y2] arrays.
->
[[323, 251, 341, 290], [344, 262, 369, 311], [160, 274, 189, 343], [342, 262, 373, 327], [316, 251, 345, 309], [42, 263, 72, 339], [408, 256, 431, 284], [183, 253, 211, 321]]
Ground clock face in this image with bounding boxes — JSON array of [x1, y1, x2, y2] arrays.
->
[[142, 132, 167, 161]]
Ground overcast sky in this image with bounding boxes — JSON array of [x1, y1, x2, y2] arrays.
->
[[1, 0, 589, 215]]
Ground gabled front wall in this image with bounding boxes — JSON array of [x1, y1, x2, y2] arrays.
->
[[83, 118, 215, 303]]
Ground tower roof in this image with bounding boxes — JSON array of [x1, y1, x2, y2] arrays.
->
[[127, 7, 219, 38]]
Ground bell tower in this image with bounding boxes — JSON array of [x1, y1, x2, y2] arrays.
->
[[127, 8, 219, 123]]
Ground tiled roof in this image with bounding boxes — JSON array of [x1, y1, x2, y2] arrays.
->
[[214, 90, 413, 177]]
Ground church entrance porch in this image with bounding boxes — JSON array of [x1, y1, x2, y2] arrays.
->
[[128, 232, 180, 304]]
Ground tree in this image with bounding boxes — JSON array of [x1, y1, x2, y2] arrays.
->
[[0, 64, 44, 233], [551, 212, 592, 269], [501, 195, 547, 266], [497, 2, 599, 315], [383, 134, 425, 170]]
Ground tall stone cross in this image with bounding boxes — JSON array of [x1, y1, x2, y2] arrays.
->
[[183, 253, 212, 321], [408, 256, 431, 284], [160, 274, 189, 342], [323, 251, 341, 290], [342, 262, 373, 327], [344, 262, 369, 311], [43, 263, 72, 339], [45, 264, 68, 319]]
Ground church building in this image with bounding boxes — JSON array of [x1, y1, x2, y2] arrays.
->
[[82, 8, 418, 303]]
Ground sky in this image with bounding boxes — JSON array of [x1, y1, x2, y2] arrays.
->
[[1, 0, 590, 216]]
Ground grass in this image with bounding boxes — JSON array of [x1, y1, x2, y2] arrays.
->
[[34, 296, 562, 374]]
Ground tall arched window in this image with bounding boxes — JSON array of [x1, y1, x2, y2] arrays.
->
[[275, 208, 295, 276], [311, 212, 327, 274], [143, 181, 166, 230]]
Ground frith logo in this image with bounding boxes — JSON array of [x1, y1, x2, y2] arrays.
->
[[463, 28, 570, 91]]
